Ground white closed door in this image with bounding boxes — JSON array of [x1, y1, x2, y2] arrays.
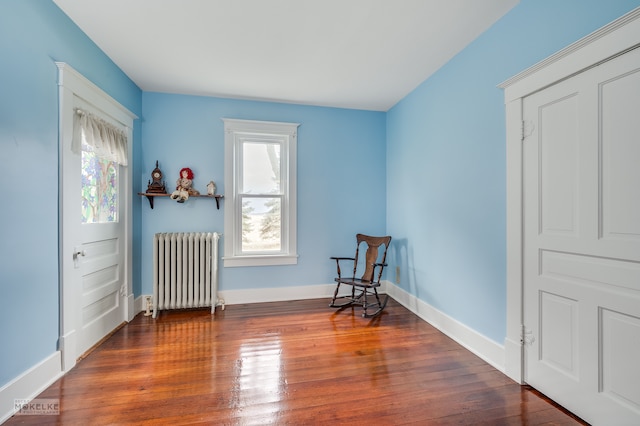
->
[[523, 47, 640, 425], [58, 63, 134, 370], [62, 117, 127, 359], [76, 148, 126, 356]]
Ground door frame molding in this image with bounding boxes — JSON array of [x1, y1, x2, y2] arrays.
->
[[56, 63, 136, 372], [498, 7, 640, 383]]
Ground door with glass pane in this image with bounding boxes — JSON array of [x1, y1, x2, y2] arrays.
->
[[76, 143, 126, 356], [58, 63, 133, 370]]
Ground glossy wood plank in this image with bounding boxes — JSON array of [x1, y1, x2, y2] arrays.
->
[[6, 299, 586, 425]]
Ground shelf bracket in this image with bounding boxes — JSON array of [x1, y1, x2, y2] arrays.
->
[[144, 195, 155, 209]]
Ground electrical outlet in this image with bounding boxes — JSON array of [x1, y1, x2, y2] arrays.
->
[[395, 266, 400, 284]]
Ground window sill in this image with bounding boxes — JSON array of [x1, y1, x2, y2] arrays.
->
[[223, 254, 298, 267]]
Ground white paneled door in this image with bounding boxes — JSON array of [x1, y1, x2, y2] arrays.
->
[[58, 63, 134, 370], [61, 109, 127, 361], [522, 47, 640, 425]]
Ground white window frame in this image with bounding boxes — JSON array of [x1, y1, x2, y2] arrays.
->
[[222, 118, 299, 267]]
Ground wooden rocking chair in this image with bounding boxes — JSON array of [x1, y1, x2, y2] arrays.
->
[[329, 234, 392, 318]]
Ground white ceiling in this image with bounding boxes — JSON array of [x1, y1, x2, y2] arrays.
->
[[53, 0, 518, 111]]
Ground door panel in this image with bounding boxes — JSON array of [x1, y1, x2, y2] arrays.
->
[[539, 93, 580, 237], [601, 309, 640, 412], [539, 290, 578, 378], [601, 69, 640, 242], [80, 230, 122, 335], [523, 47, 640, 425]]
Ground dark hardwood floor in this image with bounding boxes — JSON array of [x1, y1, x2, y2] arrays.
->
[[6, 298, 586, 425]]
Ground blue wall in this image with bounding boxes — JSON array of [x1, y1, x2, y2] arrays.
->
[[0, 0, 142, 387], [386, 0, 640, 344], [2, 0, 639, 394], [140, 93, 387, 294]]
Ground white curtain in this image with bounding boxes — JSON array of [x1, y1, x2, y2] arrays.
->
[[73, 108, 128, 166]]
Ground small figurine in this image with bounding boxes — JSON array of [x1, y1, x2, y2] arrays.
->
[[207, 181, 216, 196], [170, 167, 200, 203]]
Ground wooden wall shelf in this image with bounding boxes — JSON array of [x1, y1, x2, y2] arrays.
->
[[138, 193, 224, 209]]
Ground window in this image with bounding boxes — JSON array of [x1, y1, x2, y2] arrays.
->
[[223, 119, 299, 267], [74, 105, 128, 224], [81, 144, 118, 223]]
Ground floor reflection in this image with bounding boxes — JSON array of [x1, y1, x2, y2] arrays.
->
[[2, 302, 586, 425], [330, 307, 389, 388], [230, 334, 285, 422]]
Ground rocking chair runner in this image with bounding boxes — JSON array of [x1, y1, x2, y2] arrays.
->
[[330, 234, 392, 318]]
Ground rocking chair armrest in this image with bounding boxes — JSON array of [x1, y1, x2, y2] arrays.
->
[[369, 262, 388, 272], [369, 262, 388, 284], [330, 257, 355, 279]]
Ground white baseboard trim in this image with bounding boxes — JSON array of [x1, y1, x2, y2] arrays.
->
[[134, 294, 147, 314], [126, 293, 135, 321], [504, 337, 524, 383], [59, 329, 76, 372], [134, 284, 338, 316], [135, 284, 336, 314], [218, 283, 337, 305], [0, 351, 63, 424], [386, 282, 506, 374]]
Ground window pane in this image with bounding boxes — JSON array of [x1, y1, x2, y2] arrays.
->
[[241, 197, 281, 252], [81, 145, 118, 223], [242, 142, 280, 194]]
